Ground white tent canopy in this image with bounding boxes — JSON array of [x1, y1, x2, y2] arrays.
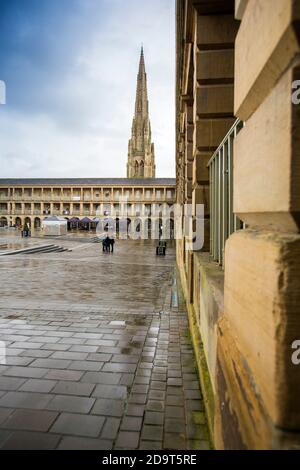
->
[[42, 216, 67, 236]]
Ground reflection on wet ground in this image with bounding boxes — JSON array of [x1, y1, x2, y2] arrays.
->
[[0, 232, 210, 450]]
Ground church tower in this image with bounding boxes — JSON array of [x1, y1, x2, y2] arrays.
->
[[127, 47, 156, 178]]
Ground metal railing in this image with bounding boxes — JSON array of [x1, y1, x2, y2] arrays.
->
[[207, 118, 245, 267]]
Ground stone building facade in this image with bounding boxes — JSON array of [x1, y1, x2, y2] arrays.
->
[[0, 178, 175, 236], [176, 0, 300, 450]]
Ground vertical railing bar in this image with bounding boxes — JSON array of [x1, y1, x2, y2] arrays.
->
[[223, 139, 228, 268], [207, 119, 244, 267], [229, 131, 234, 235], [218, 147, 223, 265], [214, 155, 219, 262], [210, 161, 213, 258]]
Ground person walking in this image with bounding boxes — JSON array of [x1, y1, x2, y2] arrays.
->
[[110, 238, 115, 253]]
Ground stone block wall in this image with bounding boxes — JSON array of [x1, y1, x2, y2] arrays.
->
[[176, 0, 300, 449]]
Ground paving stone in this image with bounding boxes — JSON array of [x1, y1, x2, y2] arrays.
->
[[167, 378, 183, 386], [4, 357, 34, 367], [148, 389, 165, 400], [58, 436, 112, 450], [141, 425, 163, 442], [86, 339, 116, 347], [51, 351, 88, 361], [30, 337, 61, 344], [150, 381, 166, 391], [168, 370, 182, 378], [128, 394, 147, 405], [165, 406, 185, 419], [165, 418, 185, 433], [115, 431, 140, 449], [139, 440, 162, 450], [119, 373, 135, 387], [185, 389, 202, 399], [68, 360, 103, 372], [167, 386, 184, 396], [58, 338, 86, 345], [101, 417, 120, 439], [164, 433, 186, 450], [81, 372, 121, 385], [0, 377, 26, 391], [19, 379, 57, 393], [166, 395, 183, 406], [120, 416, 143, 431], [0, 430, 11, 447], [11, 342, 44, 350], [86, 353, 112, 362], [19, 349, 52, 358], [135, 376, 151, 385], [0, 392, 52, 410], [45, 369, 84, 381], [30, 359, 71, 369], [137, 371, 152, 380], [51, 412, 105, 437], [146, 400, 165, 412], [3, 366, 48, 379], [131, 384, 149, 394], [2, 409, 58, 432], [186, 422, 209, 440], [186, 399, 204, 411], [102, 363, 137, 373], [1, 431, 60, 450], [41, 343, 70, 351], [91, 399, 125, 417], [47, 395, 95, 413], [126, 404, 145, 417], [52, 381, 95, 397], [0, 408, 13, 425], [93, 384, 128, 400], [144, 411, 164, 425], [152, 373, 167, 381], [111, 355, 139, 364]]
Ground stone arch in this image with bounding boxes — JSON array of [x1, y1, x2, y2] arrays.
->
[[134, 160, 139, 177], [15, 217, 22, 228], [139, 161, 144, 177], [24, 217, 31, 228], [34, 217, 41, 229], [146, 218, 152, 238], [0, 217, 8, 227]]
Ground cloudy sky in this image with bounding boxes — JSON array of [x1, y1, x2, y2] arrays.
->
[[0, 0, 175, 178]]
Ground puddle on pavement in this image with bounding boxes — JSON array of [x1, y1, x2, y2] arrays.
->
[[130, 341, 143, 349], [120, 347, 132, 354]]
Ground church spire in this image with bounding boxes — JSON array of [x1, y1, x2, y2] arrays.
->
[[127, 47, 156, 178]]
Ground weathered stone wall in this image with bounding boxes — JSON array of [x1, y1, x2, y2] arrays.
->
[[176, 0, 300, 449]]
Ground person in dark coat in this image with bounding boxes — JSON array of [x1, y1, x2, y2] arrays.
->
[[110, 238, 115, 253], [105, 236, 111, 252]]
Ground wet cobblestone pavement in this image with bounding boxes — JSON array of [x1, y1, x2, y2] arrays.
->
[[0, 234, 210, 450]]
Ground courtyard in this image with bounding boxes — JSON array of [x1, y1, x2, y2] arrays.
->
[[0, 232, 209, 450]]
